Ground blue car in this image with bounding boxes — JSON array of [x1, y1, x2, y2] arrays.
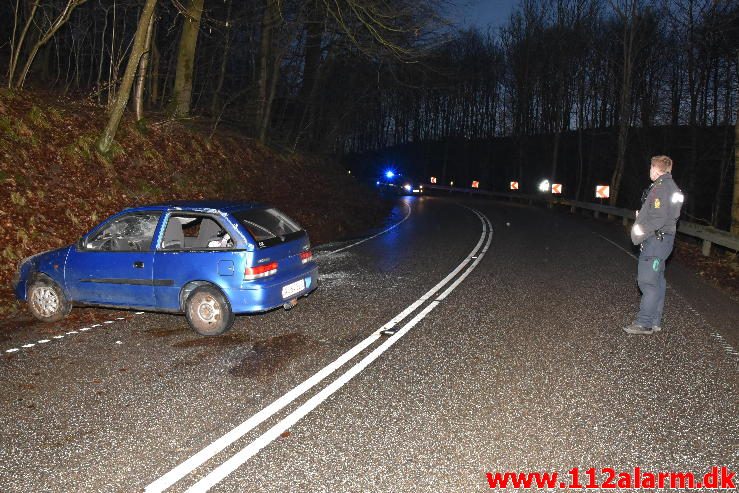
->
[[13, 201, 319, 336]]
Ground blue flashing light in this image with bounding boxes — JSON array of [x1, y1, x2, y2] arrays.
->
[[376, 180, 380, 185], [385, 170, 395, 179]]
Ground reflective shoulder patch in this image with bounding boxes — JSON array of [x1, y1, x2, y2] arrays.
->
[[654, 198, 661, 209], [671, 192, 684, 204]]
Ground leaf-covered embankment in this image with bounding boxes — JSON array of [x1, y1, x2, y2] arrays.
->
[[0, 90, 390, 316]]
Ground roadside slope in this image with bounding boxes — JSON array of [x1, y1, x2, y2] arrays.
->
[[0, 90, 389, 315]]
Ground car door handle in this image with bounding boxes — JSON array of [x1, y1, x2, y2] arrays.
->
[[133, 261, 144, 269]]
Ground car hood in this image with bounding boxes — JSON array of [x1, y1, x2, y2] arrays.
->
[[16, 246, 72, 279]]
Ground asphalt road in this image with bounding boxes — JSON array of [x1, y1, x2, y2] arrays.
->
[[1, 196, 737, 493]]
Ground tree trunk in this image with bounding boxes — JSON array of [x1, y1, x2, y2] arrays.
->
[[97, 0, 158, 154], [148, 22, 160, 105], [292, 1, 324, 147], [171, 0, 205, 117], [7, 0, 40, 88], [609, 0, 639, 207], [134, 12, 155, 121], [731, 58, 739, 234], [550, 129, 561, 182], [210, 0, 233, 115], [259, 49, 282, 143], [256, 0, 279, 136]]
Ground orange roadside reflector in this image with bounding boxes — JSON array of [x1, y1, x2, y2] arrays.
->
[[471, 181, 480, 188], [551, 183, 562, 194], [510, 181, 519, 190], [596, 185, 610, 199], [430, 176, 437, 184]]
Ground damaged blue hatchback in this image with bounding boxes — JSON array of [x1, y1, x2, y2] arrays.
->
[[14, 201, 318, 335]]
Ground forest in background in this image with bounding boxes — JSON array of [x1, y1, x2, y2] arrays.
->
[[0, 0, 737, 228]]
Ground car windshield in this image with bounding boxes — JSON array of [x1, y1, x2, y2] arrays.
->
[[86, 213, 161, 251], [234, 208, 303, 247]]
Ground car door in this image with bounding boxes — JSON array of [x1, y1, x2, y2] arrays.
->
[[153, 213, 244, 311], [65, 212, 161, 307]]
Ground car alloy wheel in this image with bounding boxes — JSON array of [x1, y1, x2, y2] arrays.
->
[[27, 278, 72, 323], [30, 285, 60, 318]]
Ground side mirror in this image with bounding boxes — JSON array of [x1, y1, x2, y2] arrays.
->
[[77, 235, 88, 250]]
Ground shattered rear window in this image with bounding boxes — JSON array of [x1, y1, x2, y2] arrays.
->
[[234, 208, 304, 248]]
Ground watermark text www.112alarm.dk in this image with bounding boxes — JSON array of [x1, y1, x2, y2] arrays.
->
[[486, 466, 736, 489]]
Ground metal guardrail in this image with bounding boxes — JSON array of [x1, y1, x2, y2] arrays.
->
[[423, 184, 739, 256]]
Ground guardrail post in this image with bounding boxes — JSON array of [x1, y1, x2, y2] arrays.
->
[[594, 211, 600, 219], [702, 239, 712, 256], [570, 205, 576, 213]]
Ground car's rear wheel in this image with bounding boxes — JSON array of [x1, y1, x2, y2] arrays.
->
[[185, 286, 235, 336], [27, 278, 72, 323]]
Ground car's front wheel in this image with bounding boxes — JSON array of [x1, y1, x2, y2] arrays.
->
[[27, 278, 72, 323], [185, 286, 235, 336]]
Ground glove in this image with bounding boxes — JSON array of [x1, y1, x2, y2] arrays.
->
[[630, 223, 645, 246]]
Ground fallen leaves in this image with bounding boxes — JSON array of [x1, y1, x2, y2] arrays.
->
[[0, 90, 390, 318]]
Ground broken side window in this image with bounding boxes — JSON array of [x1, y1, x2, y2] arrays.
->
[[160, 215, 234, 250]]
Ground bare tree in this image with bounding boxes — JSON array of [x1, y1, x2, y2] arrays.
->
[[134, 10, 156, 121], [172, 0, 205, 117], [608, 0, 650, 206], [9, 0, 89, 89], [97, 0, 158, 154]]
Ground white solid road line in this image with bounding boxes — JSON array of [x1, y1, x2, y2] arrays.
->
[[185, 302, 442, 493], [146, 205, 492, 493], [596, 233, 637, 260], [143, 331, 382, 493], [145, 203, 487, 493], [185, 210, 493, 492], [325, 199, 413, 256]]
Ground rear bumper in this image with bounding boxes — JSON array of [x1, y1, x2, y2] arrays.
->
[[227, 264, 319, 313]]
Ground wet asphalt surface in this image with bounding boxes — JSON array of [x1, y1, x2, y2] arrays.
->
[[0, 196, 737, 492]]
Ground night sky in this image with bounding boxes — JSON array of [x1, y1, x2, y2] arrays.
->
[[454, 0, 519, 30]]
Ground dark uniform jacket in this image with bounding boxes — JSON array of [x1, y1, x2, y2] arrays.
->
[[630, 172, 683, 246]]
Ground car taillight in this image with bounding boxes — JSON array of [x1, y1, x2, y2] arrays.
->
[[244, 262, 278, 280], [299, 251, 312, 264]]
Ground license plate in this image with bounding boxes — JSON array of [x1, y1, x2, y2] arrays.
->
[[281, 279, 305, 299]]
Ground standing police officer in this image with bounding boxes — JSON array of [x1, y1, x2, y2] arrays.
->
[[624, 155, 684, 335]]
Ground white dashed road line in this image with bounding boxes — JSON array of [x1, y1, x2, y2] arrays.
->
[[3, 198, 410, 357], [1, 312, 148, 356]]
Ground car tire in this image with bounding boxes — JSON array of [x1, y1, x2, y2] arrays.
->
[[27, 277, 72, 323], [185, 286, 235, 336]]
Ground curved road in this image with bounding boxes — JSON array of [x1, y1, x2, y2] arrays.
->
[[1, 196, 736, 492]]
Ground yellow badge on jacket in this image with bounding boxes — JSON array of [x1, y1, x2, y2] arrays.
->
[[654, 198, 661, 209]]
